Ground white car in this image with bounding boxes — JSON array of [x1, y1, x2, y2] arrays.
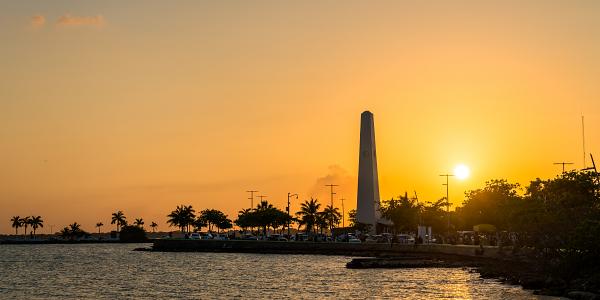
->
[[189, 233, 201, 239]]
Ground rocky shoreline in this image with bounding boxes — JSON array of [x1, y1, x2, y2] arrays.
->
[[346, 255, 600, 299]]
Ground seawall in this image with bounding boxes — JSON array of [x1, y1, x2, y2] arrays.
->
[[152, 239, 522, 260]]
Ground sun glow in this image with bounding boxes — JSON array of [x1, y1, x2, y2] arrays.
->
[[454, 164, 470, 180]]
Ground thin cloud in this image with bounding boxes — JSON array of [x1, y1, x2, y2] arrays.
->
[[30, 15, 46, 29], [308, 164, 356, 205], [57, 14, 105, 27]]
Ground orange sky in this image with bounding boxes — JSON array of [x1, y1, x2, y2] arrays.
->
[[1, 1, 600, 233]]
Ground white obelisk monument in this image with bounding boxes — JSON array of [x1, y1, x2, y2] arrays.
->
[[356, 111, 381, 232]]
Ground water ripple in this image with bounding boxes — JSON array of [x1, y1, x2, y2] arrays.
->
[[0, 244, 551, 299]]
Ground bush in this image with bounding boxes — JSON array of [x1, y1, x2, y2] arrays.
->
[[119, 225, 148, 242]]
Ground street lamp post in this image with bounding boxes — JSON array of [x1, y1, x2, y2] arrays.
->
[[439, 174, 455, 233], [287, 192, 298, 237]]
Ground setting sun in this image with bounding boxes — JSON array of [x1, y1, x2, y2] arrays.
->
[[454, 164, 470, 180]]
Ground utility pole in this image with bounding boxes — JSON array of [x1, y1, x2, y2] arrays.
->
[[246, 190, 258, 209], [287, 192, 298, 237], [257, 195, 267, 205], [339, 198, 345, 228], [440, 174, 454, 232], [583, 115, 586, 168], [325, 184, 339, 207], [554, 162, 574, 173]]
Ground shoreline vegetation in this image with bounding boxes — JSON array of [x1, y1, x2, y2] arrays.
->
[[3, 170, 600, 299]]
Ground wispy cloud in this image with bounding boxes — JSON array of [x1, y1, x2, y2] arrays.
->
[[308, 164, 356, 203], [56, 14, 105, 27], [30, 15, 46, 29]]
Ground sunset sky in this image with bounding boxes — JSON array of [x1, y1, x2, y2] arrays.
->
[[1, 1, 600, 234]]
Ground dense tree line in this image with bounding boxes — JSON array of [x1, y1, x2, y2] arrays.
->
[[166, 205, 233, 234], [379, 171, 600, 262], [10, 215, 44, 238], [9, 210, 156, 240]]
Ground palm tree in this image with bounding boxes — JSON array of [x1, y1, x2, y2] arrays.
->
[[96, 222, 104, 234], [321, 205, 341, 235], [29, 216, 44, 238], [10, 216, 22, 236], [20, 216, 31, 238], [150, 222, 158, 233], [70, 222, 82, 232], [111, 211, 127, 232], [60, 226, 71, 239], [61, 222, 87, 240], [316, 212, 328, 234], [235, 208, 254, 233], [256, 200, 273, 211], [134, 218, 144, 229], [295, 198, 321, 235], [252, 201, 275, 237], [167, 205, 196, 233]]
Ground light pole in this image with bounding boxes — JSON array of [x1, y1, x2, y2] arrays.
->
[[287, 192, 298, 237], [440, 173, 455, 233]]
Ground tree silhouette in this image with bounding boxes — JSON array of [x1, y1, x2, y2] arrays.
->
[[10, 216, 22, 236], [167, 205, 195, 233], [111, 211, 127, 232], [96, 222, 104, 234], [380, 193, 420, 234], [134, 218, 144, 229], [199, 209, 231, 233], [348, 209, 357, 227], [20, 216, 31, 237], [29, 216, 44, 238], [150, 222, 158, 233], [296, 198, 321, 235], [60, 222, 88, 240], [321, 205, 341, 234], [234, 208, 255, 233], [193, 217, 207, 232]]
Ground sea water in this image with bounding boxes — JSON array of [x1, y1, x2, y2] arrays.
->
[[0, 244, 552, 299]]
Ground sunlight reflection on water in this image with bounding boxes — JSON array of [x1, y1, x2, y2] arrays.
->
[[0, 244, 552, 299]]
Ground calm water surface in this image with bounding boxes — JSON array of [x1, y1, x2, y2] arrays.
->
[[0, 244, 553, 299]]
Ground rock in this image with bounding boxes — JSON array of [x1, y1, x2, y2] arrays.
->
[[345, 257, 449, 269], [520, 276, 545, 290], [132, 247, 151, 251]]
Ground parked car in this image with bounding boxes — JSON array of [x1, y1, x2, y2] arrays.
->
[[364, 235, 378, 243], [189, 232, 201, 239], [267, 234, 288, 241], [397, 234, 415, 245], [348, 236, 362, 243], [242, 234, 258, 240]]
